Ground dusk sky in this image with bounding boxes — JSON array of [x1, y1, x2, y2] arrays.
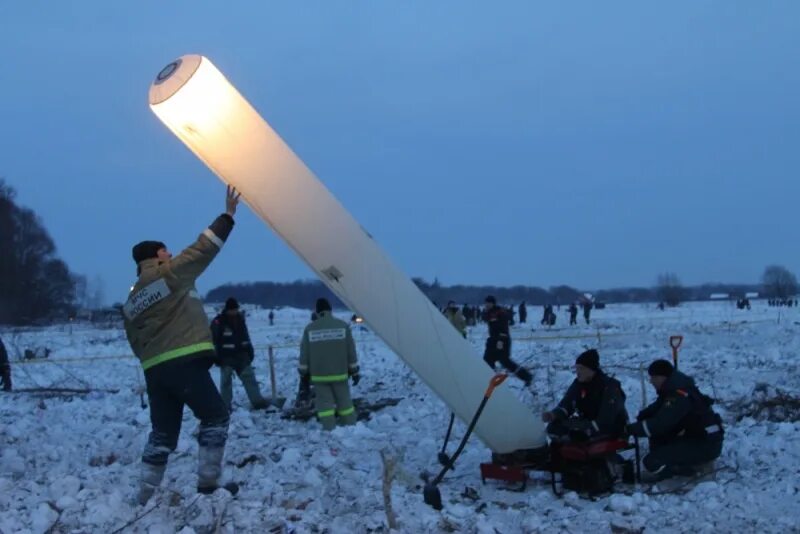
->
[[2, 2, 798, 304]]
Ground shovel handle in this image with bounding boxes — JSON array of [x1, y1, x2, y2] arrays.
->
[[485, 373, 507, 397], [433, 374, 505, 486], [268, 346, 277, 401], [669, 335, 683, 370]]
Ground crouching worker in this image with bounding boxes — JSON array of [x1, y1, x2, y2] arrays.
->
[[124, 186, 241, 505], [211, 298, 268, 411], [298, 298, 360, 430], [542, 349, 628, 442], [627, 360, 723, 480]]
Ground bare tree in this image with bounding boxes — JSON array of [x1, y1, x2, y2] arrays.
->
[[0, 179, 76, 324], [762, 265, 798, 299], [88, 275, 106, 309], [656, 272, 685, 307], [72, 274, 89, 309]]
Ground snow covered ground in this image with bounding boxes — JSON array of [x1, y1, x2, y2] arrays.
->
[[1, 301, 799, 533]]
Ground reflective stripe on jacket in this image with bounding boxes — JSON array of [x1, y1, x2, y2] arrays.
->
[[124, 214, 234, 370], [299, 311, 358, 383]]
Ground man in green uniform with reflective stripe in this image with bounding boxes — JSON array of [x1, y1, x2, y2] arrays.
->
[[124, 186, 240, 505], [299, 298, 360, 430], [444, 300, 467, 338]]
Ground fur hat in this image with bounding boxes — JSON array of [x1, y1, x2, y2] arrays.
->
[[132, 241, 166, 264], [647, 359, 674, 377], [316, 298, 332, 313], [575, 348, 600, 371]]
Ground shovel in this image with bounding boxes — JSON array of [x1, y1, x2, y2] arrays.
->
[[424, 373, 507, 510], [438, 413, 456, 466], [669, 335, 683, 371]]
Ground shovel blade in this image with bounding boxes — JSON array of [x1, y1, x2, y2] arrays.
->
[[423, 483, 443, 510]]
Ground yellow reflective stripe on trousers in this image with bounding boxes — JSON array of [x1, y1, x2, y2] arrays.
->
[[141, 342, 215, 370], [317, 409, 336, 418], [337, 406, 355, 416], [310, 374, 348, 383]]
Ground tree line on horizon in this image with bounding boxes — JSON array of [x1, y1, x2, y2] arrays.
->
[[1, 176, 798, 325], [206, 272, 796, 310]]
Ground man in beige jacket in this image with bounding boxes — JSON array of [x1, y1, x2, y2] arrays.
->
[[124, 186, 240, 504]]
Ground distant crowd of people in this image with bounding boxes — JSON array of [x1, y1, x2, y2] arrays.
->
[[436, 299, 595, 329], [768, 298, 798, 307]]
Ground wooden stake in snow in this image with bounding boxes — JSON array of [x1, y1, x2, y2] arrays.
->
[[380, 450, 398, 530], [639, 362, 648, 410]]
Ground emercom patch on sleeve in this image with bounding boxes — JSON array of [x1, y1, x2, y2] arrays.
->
[[309, 328, 346, 343], [124, 278, 171, 320]]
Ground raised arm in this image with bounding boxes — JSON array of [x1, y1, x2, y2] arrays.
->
[[169, 186, 240, 283]]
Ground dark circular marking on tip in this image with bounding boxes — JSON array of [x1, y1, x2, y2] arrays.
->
[[154, 59, 182, 85]]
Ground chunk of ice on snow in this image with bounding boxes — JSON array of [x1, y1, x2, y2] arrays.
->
[[303, 467, 323, 486], [315, 450, 337, 469], [49, 475, 81, 499], [55, 496, 79, 510], [279, 448, 302, 466], [31, 502, 58, 534], [1, 449, 26, 476], [609, 494, 636, 514]]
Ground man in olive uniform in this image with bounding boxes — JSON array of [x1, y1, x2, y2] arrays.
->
[[542, 349, 628, 442], [124, 186, 240, 505], [211, 298, 268, 411], [444, 301, 467, 338], [0, 335, 11, 392], [298, 298, 360, 430], [627, 360, 724, 480]]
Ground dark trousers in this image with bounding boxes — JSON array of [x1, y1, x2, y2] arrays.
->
[[483, 339, 532, 383], [142, 354, 229, 466], [0, 364, 11, 391], [643, 433, 723, 473], [297, 374, 311, 402]]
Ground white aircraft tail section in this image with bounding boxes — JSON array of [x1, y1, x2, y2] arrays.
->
[[149, 55, 546, 453]]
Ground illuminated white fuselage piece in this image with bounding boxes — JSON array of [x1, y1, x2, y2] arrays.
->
[[149, 55, 545, 453]]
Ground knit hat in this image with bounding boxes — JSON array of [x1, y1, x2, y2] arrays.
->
[[316, 298, 332, 313], [575, 349, 600, 371], [485, 295, 496, 304], [647, 359, 674, 377], [132, 241, 166, 264], [224, 297, 239, 311]]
